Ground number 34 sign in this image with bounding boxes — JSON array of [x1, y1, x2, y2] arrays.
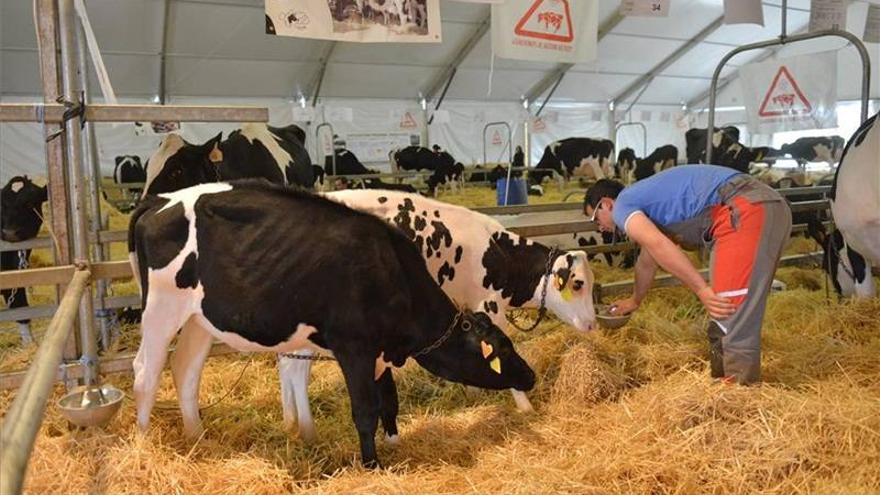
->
[[620, 0, 670, 17]]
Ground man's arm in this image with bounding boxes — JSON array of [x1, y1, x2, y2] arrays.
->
[[609, 248, 658, 315], [625, 213, 735, 319]]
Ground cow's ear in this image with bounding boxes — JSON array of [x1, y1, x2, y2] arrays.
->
[[201, 132, 224, 163]]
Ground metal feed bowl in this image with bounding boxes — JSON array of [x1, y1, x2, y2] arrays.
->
[[595, 304, 632, 330], [57, 384, 123, 428]]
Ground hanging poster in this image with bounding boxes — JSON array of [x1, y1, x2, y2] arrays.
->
[[492, 0, 599, 63], [266, 0, 441, 43], [809, 0, 847, 32], [740, 50, 838, 133]]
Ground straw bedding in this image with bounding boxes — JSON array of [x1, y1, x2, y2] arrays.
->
[[2, 184, 878, 494]]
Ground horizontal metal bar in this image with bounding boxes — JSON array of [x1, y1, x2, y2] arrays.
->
[[0, 341, 238, 391], [1, 260, 131, 289], [0, 104, 268, 123], [788, 199, 829, 212], [2, 230, 130, 252], [475, 202, 582, 216], [598, 252, 822, 300], [0, 294, 140, 323], [509, 221, 597, 237]]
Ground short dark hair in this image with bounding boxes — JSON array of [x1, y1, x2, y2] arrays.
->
[[583, 179, 625, 210]]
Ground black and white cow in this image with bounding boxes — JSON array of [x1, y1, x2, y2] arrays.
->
[[389, 145, 438, 173], [781, 136, 846, 165], [322, 148, 418, 193], [114, 155, 147, 191], [128, 180, 535, 468], [425, 150, 464, 196], [684, 126, 740, 164], [1, 176, 48, 344], [279, 189, 597, 441], [533, 137, 615, 183], [143, 123, 313, 196], [827, 112, 879, 298], [808, 222, 872, 298], [616, 145, 679, 182]]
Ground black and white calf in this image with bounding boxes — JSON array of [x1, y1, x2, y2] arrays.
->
[[143, 123, 313, 196], [616, 145, 678, 182], [533, 137, 615, 183], [389, 145, 439, 173], [684, 126, 739, 164], [128, 181, 534, 468], [114, 155, 147, 193], [826, 112, 879, 298], [781, 136, 845, 165], [279, 189, 596, 441], [1, 176, 48, 344]]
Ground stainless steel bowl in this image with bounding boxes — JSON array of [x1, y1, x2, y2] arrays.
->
[[595, 304, 632, 330], [57, 384, 123, 428]]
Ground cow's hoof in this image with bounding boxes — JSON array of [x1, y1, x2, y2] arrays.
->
[[298, 424, 318, 444], [384, 434, 400, 446]]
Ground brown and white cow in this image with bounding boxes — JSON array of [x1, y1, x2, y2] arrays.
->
[[279, 189, 597, 441]]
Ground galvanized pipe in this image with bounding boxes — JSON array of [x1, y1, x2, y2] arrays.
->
[[58, 0, 98, 387], [706, 30, 871, 163], [76, 19, 110, 351], [615, 121, 648, 157], [315, 122, 336, 177], [0, 269, 91, 495]]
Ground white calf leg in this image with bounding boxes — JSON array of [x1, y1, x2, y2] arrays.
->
[[170, 319, 214, 438], [17, 322, 33, 345], [278, 351, 317, 442], [133, 295, 189, 433]]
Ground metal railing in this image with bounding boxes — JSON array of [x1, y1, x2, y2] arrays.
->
[[0, 269, 91, 495]]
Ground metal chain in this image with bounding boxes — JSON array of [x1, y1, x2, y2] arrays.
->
[[506, 247, 558, 332], [278, 311, 467, 362], [6, 250, 30, 302]]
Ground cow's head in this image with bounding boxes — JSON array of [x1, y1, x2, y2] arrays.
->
[[143, 133, 224, 196], [414, 310, 535, 392], [1, 176, 47, 242], [542, 251, 596, 332]]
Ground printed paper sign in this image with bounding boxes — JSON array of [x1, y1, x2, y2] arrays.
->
[[864, 4, 880, 43], [722, 0, 764, 26], [809, 0, 847, 32], [492, 0, 599, 63], [266, 0, 441, 43], [620, 0, 670, 17], [740, 50, 838, 133]]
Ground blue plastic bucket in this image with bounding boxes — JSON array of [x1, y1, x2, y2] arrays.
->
[[496, 178, 528, 206]]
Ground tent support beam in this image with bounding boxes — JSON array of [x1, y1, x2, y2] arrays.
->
[[158, 0, 172, 104], [524, 11, 625, 111], [612, 15, 724, 107], [309, 42, 337, 106], [422, 14, 491, 109]]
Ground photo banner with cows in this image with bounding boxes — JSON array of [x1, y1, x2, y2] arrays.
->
[[491, 0, 598, 63], [265, 0, 441, 43], [739, 50, 838, 134]]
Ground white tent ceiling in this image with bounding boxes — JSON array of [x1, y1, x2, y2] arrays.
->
[[1, 0, 878, 106]]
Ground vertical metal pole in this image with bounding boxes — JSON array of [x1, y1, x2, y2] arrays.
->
[[780, 0, 788, 39], [35, 0, 79, 379], [77, 19, 110, 350], [59, 0, 98, 387]]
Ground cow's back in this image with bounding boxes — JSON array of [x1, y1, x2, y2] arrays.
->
[[327, 189, 503, 306]]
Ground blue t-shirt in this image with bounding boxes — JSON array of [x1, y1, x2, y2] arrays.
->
[[612, 165, 743, 231]]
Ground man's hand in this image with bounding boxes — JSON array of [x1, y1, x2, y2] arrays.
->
[[608, 297, 639, 316], [697, 286, 736, 319]]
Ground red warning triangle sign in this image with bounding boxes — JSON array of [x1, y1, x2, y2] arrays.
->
[[758, 66, 812, 118], [492, 130, 503, 145], [400, 111, 418, 129], [514, 0, 574, 43]]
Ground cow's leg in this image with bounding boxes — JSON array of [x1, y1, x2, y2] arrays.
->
[[376, 368, 400, 444], [133, 295, 189, 433], [170, 319, 214, 438], [336, 351, 382, 468], [277, 351, 317, 442]]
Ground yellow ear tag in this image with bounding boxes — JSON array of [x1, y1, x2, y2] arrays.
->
[[555, 275, 566, 291], [560, 286, 574, 301], [489, 357, 502, 374], [480, 340, 493, 359], [209, 144, 223, 163]]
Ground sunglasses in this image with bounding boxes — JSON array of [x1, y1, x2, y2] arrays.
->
[[589, 202, 603, 223]]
